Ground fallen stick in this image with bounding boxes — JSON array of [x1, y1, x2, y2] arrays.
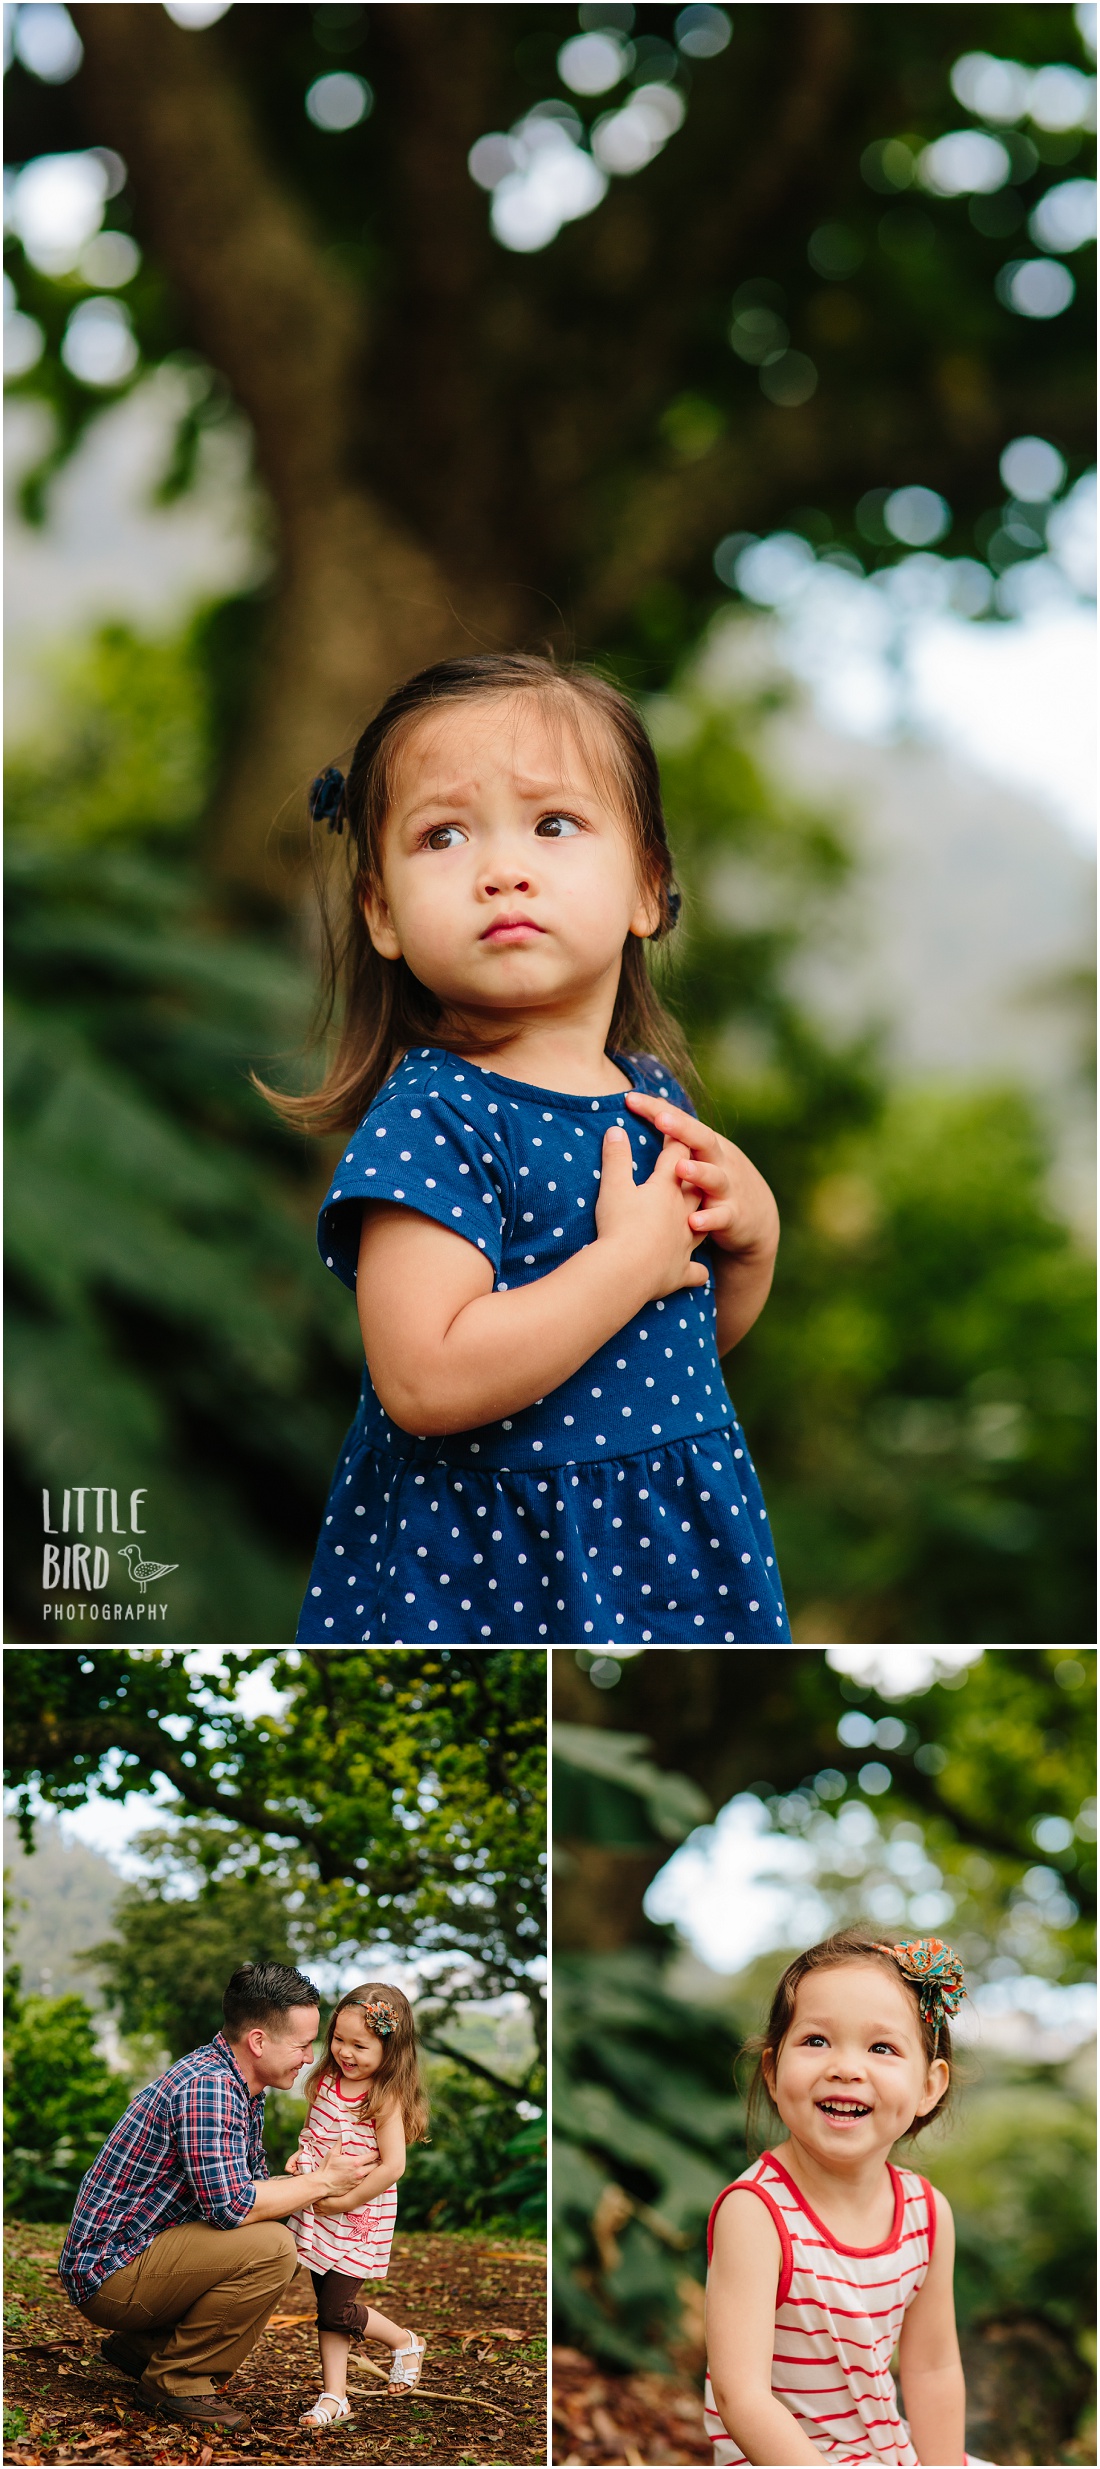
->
[[346, 2381, 514, 2419]]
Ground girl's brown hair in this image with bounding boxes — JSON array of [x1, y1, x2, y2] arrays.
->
[[256, 653, 694, 1137], [741, 1930, 955, 2158], [302, 1980, 429, 2144]]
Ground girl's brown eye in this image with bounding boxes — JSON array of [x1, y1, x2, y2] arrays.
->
[[535, 812, 581, 837], [425, 824, 465, 851]]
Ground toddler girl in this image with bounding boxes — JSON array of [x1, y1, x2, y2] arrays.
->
[[266, 651, 788, 1645], [704, 1931, 989, 2468], [287, 1982, 428, 2430]]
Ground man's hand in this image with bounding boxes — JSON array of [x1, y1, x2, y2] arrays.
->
[[313, 2149, 363, 2199]]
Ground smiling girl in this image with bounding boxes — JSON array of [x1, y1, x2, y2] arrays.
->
[[287, 1983, 428, 2430], [263, 653, 788, 1645], [704, 1931, 986, 2468]]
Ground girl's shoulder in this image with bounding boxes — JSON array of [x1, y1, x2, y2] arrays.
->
[[622, 1052, 697, 1115]]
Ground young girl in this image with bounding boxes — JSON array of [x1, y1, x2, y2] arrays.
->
[[704, 1931, 988, 2469], [287, 1982, 429, 2430], [265, 652, 788, 1646]]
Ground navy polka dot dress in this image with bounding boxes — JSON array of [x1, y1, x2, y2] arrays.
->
[[297, 1046, 789, 1644]]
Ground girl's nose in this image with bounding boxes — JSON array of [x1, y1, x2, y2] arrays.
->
[[484, 871, 532, 896]]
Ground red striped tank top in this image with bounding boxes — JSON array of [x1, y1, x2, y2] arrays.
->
[[703, 2151, 935, 2467]]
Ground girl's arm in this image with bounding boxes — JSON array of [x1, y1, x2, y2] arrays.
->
[[357, 1125, 706, 1434], [706, 2193, 825, 2467], [624, 1094, 780, 1354], [313, 2106, 407, 2217], [897, 2191, 966, 2468]]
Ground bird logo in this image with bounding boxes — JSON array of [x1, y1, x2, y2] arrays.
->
[[119, 1543, 179, 1596]]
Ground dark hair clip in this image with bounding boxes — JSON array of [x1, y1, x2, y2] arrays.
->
[[666, 887, 682, 925], [309, 764, 347, 834]]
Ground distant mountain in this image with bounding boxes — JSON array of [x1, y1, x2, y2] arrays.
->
[[4, 1812, 121, 2005]]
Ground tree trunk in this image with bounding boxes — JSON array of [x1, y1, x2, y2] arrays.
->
[[71, 5, 511, 897]]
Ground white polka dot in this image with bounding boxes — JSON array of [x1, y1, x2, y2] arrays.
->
[[311, 1586, 322, 1597]]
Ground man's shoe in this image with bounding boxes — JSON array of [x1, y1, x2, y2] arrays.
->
[[98, 2334, 149, 2379], [135, 2378, 251, 2430]]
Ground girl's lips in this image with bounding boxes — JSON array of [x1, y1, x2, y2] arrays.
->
[[816, 2099, 872, 2127], [481, 919, 544, 940]]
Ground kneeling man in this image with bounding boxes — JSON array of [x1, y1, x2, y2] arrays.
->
[[59, 1961, 363, 2431]]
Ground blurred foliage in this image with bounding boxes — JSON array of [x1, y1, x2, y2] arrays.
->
[[932, 2053, 1096, 2340], [3, 1969, 132, 2222], [4, 4, 1095, 679], [4, 632, 1092, 1641], [4, 630, 361, 1641], [3, 1648, 548, 2052], [77, 1820, 317, 2061], [401, 2066, 546, 2237], [556, 1648, 1097, 1956], [554, 1949, 746, 2369], [5, 623, 214, 844], [655, 690, 1096, 1643]]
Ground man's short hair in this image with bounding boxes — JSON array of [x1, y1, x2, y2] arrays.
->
[[222, 1961, 320, 2041]]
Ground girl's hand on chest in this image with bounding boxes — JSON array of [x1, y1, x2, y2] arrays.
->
[[624, 1092, 780, 1265]]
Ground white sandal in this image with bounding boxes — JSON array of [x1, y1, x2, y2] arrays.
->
[[299, 2390, 354, 2427], [387, 2335, 426, 2393]]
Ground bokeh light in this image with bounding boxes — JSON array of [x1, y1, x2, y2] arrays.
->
[[759, 350, 818, 408], [1028, 177, 1097, 251], [477, 107, 607, 253], [557, 32, 629, 95], [78, 230, 142, 289], [950, 52, 1034, 123], [1000, 435, 1068, 501], [674, 4, 731, 59], [919, 130, 1012, 196], [3, 272, 45, 380], [163, 2, 233, 25], [591, 81, 685, 176], [995, 256, 1076, 316], [60, 295, 139, 388], [10, 2, 82, 83], [884, 485, 952, 546], [860, 138, 915, 193], [807, 223, 865, 278], [5, 151, 116, 276], [305, 71, 373, 131], [1026, 61, 1096, 130]]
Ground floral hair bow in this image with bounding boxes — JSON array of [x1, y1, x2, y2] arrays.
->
[[873, 1937, 967, 2037], [350, 1997, 398, 2038]]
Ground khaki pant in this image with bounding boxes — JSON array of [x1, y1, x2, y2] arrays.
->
[[80, 2218, 298, 2396]]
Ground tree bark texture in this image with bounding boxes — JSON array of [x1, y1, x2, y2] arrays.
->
[[71, 5, 507, 895]]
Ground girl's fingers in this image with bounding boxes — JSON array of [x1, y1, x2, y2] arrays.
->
[[625, 1091, 716, 1156], [674, 1156, 725, 1190]]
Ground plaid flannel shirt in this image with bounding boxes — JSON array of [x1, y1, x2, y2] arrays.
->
[[58, 2032, 269, 2304]]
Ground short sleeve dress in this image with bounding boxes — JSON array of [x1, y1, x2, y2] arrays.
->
[[297, 1044, 789, 1645]]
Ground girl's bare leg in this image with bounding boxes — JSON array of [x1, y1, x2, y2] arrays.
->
[[318, 2327, 352, 2400], [361, 2304, 413, 2349]]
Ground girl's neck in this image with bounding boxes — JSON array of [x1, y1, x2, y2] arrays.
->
[[334, 2068, 369, 2099], [771, 2135, 897, 2239], [442, 1001, 632, 1097]]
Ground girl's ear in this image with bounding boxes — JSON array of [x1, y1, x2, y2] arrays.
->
[[913, 2056, 950, 2118], [627, 881, 662, 940], [760, 2044, 778, 2104], [361, 883, 402, 960]]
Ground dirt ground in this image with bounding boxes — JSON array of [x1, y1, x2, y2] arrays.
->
[[3, 2224, 546, 2468], [551, 2349, 709, 2467]]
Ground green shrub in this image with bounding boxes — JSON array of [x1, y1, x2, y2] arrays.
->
[[3, 1972, 132, 2221]]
